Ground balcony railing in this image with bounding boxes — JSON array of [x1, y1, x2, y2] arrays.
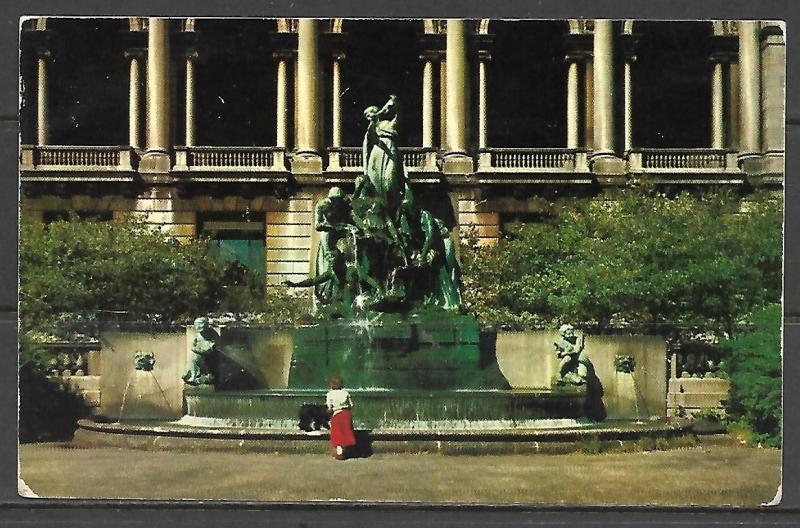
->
[[477, 148, 589, 174], [327, 147, 438, 174], [20, 145, 134, 172], [173, 146, 287, 173], [629, 149, 738, 173]]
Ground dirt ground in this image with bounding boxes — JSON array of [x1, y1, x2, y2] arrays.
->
[[18, 440, 781, 506]]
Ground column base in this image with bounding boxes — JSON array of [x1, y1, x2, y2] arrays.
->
[[291, 152, 323, 175], [139, 151, 171, 172], [741, 153, 784, 186], [590, 154, 627, 184], [442, 152, 474, 176], [138, 151, 174, 183]]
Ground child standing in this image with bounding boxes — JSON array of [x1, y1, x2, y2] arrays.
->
[[326, 376, 356, 460]]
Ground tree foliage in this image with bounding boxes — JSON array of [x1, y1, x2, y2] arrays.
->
[[720, 304, 782, 447], [460, 189, 782, 333], [19, 215, 309, 332], [20, 216, 223, 329]]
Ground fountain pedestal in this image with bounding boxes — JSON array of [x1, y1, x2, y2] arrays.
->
[[288, 312, 507, 390]]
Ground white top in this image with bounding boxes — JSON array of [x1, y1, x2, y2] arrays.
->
[[326, 388, 353, 414]]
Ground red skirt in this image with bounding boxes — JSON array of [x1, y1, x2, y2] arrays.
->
[[329, 410, 356, 447]]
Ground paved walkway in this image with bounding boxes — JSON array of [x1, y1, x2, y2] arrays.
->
[[19, 440, 780, 505]]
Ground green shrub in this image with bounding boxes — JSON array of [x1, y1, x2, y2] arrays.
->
[[18, 334, 90, 442], [19, 215, 224, 330], [720, 304, 782, 447], [460, 189, 782, 333]]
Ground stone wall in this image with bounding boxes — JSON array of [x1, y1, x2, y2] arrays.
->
[[495, 331, 668, 420], [99, 332, 187, 420], [667, 377, 730, 417]]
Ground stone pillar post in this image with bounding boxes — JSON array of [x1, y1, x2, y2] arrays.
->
[[443, 20, 472, 174], [140, 17, 172, 174], [125, 50, 143, 149], [439, 59, 447, 150], [623, 56, 634, 153], [275, 53, 290, 149], [36, 50, 49, 145], [421, 54, 435, 148], [727, 62, 740, 149], [293, 19, 322, 174], [592, 20, 615, 157], [566, 59, 579, 149], [583, 59, 594, 149], [760, 23, 785, 176], [591, 20, 625, 176], [738, 20, 761, 160], [478, 51, 490, 150], [710, 61, 725, 149], [331, 52, 344, 148], [184, 50, 197, 146]]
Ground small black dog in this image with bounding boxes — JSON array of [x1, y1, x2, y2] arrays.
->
[[298, 403, 330, 432]]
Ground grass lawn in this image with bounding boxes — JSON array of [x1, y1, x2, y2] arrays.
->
[[18, 439, 780, 505]]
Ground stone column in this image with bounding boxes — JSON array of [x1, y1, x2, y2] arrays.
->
[[140, 17, 171, 174], [566, 58, 579, 149], [443, 20, 472, 174], [760, 23, 785, 175], [293, 19, 322, 174], [478, 51, 489, 150], [738, 20, 761, 160], [421, 54, 435, 148], [591, 20, 625, 175], [583, 59, 594, 149], [727, 62, 740, 149], [125, 50, 143, 149], [184, 50, 197, 146], [331, 52, 343, 148], [439, 59, 447, 150], [36, 50, 49, 145], [623, 57, 634, 153], [710, 60, 724, 149], [592, 20, 615, 157], [275, 54, 289, 149]]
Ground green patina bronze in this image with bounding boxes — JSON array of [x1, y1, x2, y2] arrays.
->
[[285, 96, 461, 316], [182, 317, 219, 387], [554, 324, 592, 386]]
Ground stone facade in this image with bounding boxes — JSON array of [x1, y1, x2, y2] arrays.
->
[[20, 18, 785, 283]]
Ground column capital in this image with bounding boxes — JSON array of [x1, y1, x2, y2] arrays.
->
[[418, 32, 446, 52], [707, 33, 739, 61], [420, 49, 444, 62], [269, 31, 298, 51], [20, 28, 52, 56], [707, 51, 736, 65], [332, 51, 346, 62], [478, 49, 492, 62], [124, 48, 146, 61], [563, 33, 593, 56], [619, 32, 640, 57], [272, 50, 296, 61]]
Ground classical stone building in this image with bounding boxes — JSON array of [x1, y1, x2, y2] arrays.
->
[[19, 18, 785, 286]]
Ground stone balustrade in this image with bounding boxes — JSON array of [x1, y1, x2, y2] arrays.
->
[[477, 148, 589, 174], [629, 148, 738, 173], [20, 144, 757, 185], [20, 145, 134, 171], [327, 146, 438, 173], [173, 146, 287, 172]]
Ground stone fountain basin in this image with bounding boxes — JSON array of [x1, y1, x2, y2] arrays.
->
[[183, 387, 587, 430]]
